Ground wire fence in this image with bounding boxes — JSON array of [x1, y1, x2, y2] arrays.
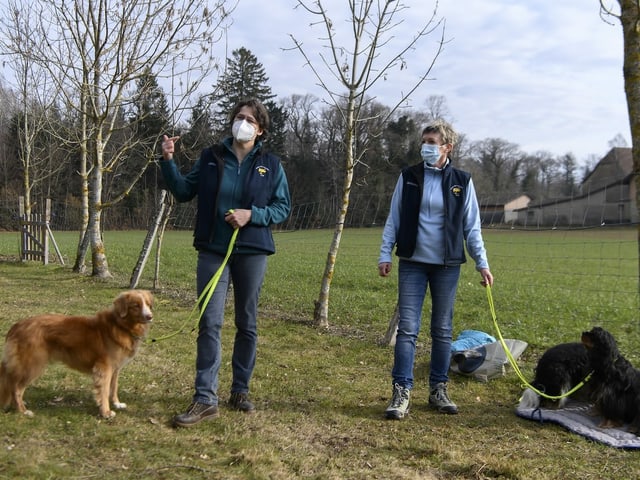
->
[[0, 196, 638, 328], [0, 190, 635, 233]]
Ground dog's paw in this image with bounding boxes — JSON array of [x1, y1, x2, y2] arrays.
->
[[23, 409, 34, 417], [598, 418, 623, 429], [100, 410, 116, 419], [518, 388, 540, 409], [113, 402, 127, 410]]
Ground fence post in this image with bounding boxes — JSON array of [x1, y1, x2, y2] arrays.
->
[[18, 197, 63, 265], [18, 196, 25, 260], [42, 199, 50, 265], [129, 190, 170, 289]]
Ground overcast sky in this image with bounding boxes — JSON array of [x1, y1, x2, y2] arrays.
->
[[225, 0, 628, 163]]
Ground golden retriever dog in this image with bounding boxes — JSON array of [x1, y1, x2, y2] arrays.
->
[[0, 290, 153, 418]]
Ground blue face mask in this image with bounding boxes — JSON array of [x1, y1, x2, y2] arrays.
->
[[421, 144, 441, 166]]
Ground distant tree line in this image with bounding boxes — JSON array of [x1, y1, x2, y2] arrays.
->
[[0, 43, 621, 234]]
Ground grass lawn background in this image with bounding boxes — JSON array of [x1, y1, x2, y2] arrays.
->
[[0, 227, 638, 479]]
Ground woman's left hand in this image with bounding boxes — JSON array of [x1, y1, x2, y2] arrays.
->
[[225, 209, 252, 229], [479, 268, 494, 287]]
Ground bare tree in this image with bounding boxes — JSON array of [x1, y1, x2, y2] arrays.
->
[[283, 94, 323, 203], [0, 82, 18, 203], [599, 1, 640, 288], [8, 0, 232, 277], [0, 2, 65, 217], [608, 132, 628, 149], [290, 0, 446, 327], [423, 94, 452, 123], [470, 138, 523, 197]]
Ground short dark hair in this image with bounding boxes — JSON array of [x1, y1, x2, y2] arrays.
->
[[229, 98, 270, 140]]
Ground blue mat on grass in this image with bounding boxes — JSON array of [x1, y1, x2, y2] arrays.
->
[[516, 401, 640, 449]]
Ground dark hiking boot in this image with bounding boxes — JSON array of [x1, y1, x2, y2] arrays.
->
[[172, 402, 218, 427], [229, 392, 255, 413]]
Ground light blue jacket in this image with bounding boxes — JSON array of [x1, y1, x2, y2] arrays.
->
[[379, 161, 489, 270]]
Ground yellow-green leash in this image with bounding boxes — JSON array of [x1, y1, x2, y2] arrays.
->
[[149, 225, 239, 344], [485, 285, 592, 401]]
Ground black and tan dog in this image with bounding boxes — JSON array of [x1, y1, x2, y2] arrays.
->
[[582, 326, 640, 435], [519, 341, 592, 409]]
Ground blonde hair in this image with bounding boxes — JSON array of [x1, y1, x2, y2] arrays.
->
[[422, 119, 458, 146]]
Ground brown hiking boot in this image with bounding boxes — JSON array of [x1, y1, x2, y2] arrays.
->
[[172, 402, 218, 427]]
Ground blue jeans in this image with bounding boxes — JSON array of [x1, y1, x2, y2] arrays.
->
[[193, 251, 267, 406], [392, 260, 460, 390]]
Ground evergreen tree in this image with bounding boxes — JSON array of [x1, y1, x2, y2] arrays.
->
[[212, 47, 277, 139], [181, 94, 216, 162], [123, 68, 171, 211], [127, 68, 171, 175], [384, 114, 419, 170], [264, 99, 287, 155], [130, 68, 171, 142]]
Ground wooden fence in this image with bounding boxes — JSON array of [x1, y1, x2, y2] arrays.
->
[[19, 197, 64, 265]]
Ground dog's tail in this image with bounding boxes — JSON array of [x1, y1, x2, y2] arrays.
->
[[518, 388, 540, 409]]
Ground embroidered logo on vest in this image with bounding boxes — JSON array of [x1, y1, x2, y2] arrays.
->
[[450, 185, 463, 197], [256, 165, 270, 177]]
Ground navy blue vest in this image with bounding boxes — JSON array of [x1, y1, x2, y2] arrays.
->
[[395, 162, 471, 265], [194, 144, 280, 254]]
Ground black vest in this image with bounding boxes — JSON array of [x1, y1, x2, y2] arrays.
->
[[194, 144, 280, 254], [395, 162, 471, 265]]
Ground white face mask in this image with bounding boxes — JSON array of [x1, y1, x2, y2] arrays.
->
[[232, 119, 256, 143]]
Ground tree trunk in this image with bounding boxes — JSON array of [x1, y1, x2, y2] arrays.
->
[[618, 1, 640, 307], [88, 136, 111, 278], [314, 105, 356, 327], [72, 176, 89, 273], [88, 205, 111, 278], [72, 90, 90, 274], [73, 228, 89, 274], [154, 195, 173, 290], [130, 189, 168, 289], [381, 303, 399, 346]]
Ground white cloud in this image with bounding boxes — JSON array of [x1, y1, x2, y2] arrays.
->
[[226, 0, 629, 161]]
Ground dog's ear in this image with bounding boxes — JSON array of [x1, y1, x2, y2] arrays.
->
[[113, 292, 129, 318]]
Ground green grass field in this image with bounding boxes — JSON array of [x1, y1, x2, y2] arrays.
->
[[0, 228, 639, 479]]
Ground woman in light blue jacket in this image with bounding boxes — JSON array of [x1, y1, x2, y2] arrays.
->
[[378, 119, 493, 420]]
